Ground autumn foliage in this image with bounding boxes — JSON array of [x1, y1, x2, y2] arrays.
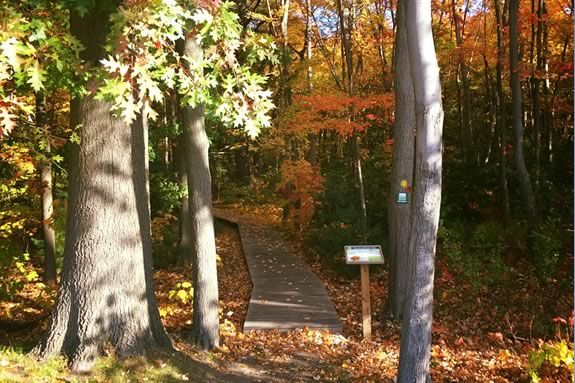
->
[[277, 160, 324, 230]]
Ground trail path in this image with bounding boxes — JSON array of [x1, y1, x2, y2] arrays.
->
[[214, 208, 341, 333]]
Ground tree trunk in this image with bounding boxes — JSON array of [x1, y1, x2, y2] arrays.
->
[[280, 0, 292, 107], [305, 0, 318, 167], [182, 35, 220, 350], [452, 0, 472, 162], [37, 93, 57, 285], [397, 0, 443, 378], [235, 139, 251, 186], [353, 135, 367, 239], [385, 0, 415, 321], [177, 134, 192, 266], [509, 0, 538, 223], [31, 8, 171, 371], [494, 0, 511, 222]]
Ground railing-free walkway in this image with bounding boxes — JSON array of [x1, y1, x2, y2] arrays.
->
[[214, 209, 341, 333]]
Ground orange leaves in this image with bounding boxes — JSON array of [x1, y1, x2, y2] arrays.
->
[[283, 93, 394, 136], [277, 160, 324, 230]]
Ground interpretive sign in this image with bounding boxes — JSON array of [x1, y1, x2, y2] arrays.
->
[[344, 245, 384, 265], [344, 245, 384, 340]]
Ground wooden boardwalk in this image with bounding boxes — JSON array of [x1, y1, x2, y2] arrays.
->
[[214, 209, 341, 333]]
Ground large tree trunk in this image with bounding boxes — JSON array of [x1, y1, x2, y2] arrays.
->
[[397, 0, 443, 378], [31, 8, 171, 371], [385, 0, 415, 321], [182, 36, 220, 350], [37, 93, 57, 285], [509, 0, 538, 223]]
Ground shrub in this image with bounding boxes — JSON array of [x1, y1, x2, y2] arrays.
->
[[527, 340, 574, 382], [531, 217, 566, 281]]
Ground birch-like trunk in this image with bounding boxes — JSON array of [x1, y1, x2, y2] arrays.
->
[[397, 0, 443, 379]]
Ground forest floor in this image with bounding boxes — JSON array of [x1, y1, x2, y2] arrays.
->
[[0, 203, 573, 382]]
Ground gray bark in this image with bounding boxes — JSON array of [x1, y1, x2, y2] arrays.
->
[[31, 8, 171, 371], [385, 0, 415, 321], [182, 35, 220, 350], [509, 0, 538, 223], [397, 0, 443, 379], [36, 93, 57, 285]]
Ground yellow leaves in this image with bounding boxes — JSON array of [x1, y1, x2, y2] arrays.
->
[[168, 281, 194, 305], [159, 305, 175, 318], [498, 349, 511, 361]]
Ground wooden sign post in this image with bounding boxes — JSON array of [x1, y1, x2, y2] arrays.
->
[[360, 264, 371, 339], [344, 245, 384, 340]]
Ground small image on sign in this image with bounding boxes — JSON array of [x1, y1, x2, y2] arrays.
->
[[344, 245, 384, 265], [397, 192, 408, 204]]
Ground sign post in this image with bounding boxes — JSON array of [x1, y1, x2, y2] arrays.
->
[[344, 245, 384, 340]]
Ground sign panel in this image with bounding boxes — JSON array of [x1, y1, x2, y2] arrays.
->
[[344, 245, 384, 265]]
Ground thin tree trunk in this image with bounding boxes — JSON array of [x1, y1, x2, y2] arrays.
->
[[177, 134, 192, 266], [37, 93, 56, 285], [452, 0, 473, 162], [494, 0, 511, 222], [397, 0, 443, 378], [182, 35, 220, 350], [280, 0, 292, 107], [509, 0, 538, 223], [235, 138, 251, 185], [385, 0, 415, 321], [353, 136, 367, 239], [305, 0, 318, 166]]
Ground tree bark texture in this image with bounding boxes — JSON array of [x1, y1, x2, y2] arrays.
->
[[509, 0, 538, 223], [182, 35, 220, 350], [31, 8, 171, 371], [37, 93, 57, 285], [397, 0, 443, 379], [385, 0, 415, 321]]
